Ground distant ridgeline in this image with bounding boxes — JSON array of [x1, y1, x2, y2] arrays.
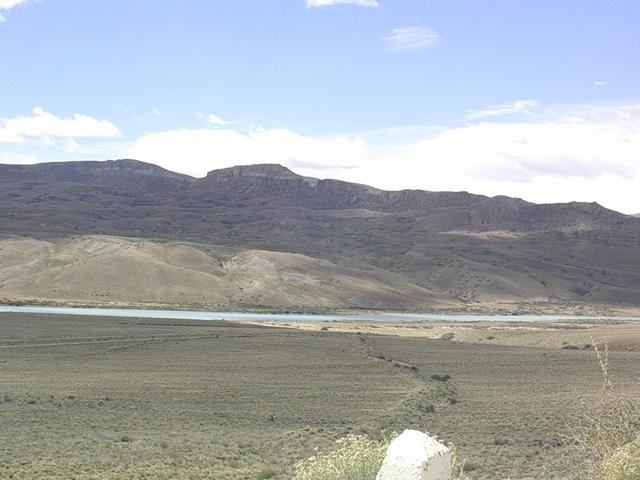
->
[[1, 159, 639, 313]]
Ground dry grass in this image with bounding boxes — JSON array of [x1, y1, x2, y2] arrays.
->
[[293, 434, 392, 480], [565, 339, 640, 479], [602, 439, 640, 480], [292, 433, 474, 480]]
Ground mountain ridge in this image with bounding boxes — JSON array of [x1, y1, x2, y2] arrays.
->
[[1, 159, 639, 313], [1, 158, 626, 213]]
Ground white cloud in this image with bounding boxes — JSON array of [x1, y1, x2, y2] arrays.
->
[[123, 102, 640, 214], [127, 127, 365, 178], [1, 107, 122, 141], [63, 138, 80, 153], [306, 0, 379, 8], [383, 27, 440, 52], [466, 100, 539, 120], [0, 0, 31, 23], [594, 81, 607, 87], [0, 152, 37, 164], [404, 118, 638, 183], [0, 127, 24, 143], [0, 0, 28, 9]]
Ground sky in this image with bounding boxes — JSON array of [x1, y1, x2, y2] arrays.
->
[[1, 0, 639, 213]]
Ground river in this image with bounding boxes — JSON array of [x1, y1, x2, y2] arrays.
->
[[0, 305, 637, 322]]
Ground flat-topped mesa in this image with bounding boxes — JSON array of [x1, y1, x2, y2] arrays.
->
[[199, 163, 491, 211], [206, 163, 304, 180]]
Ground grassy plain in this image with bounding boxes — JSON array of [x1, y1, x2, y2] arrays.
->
[[1, 313, 639, 479]]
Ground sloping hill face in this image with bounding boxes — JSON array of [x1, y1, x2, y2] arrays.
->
[[0, 236, 448, 311], [1, 159, 640, 313]]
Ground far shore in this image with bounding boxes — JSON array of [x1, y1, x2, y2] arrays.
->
[[2, 298, 640, 318], [245, 317, 640, 351]]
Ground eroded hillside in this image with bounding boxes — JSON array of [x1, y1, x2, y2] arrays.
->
[[1, 160, 639, 313]]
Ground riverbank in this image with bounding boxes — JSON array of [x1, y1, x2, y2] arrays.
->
[[250, 317, 640, 351]]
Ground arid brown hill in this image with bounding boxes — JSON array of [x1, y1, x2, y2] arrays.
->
[[1, 159, 639, 313]]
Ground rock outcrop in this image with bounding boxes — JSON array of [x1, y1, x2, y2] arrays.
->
[[376, 430, 451, 480]]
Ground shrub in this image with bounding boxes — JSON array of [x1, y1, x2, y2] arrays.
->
[[451, 446, 473, 480], [256, 466, 278, 479], [292, 434, 392, 480], [602, 439, 640, 480]]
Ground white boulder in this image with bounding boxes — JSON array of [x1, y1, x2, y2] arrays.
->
[[376, 429, 451, 480]]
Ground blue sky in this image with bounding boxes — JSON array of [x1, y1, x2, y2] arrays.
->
[[1, 0, 639, 213]]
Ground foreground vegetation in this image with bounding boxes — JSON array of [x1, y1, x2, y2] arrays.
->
[[2, 314, 640, 479], [293, 434, 391, 480], [292, 340, 640, 480], [568, 342, 640, 480], [603, 439, 640, 480], [293, 433, 476, 480]]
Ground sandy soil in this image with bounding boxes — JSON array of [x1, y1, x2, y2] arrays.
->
[[1, 313, 639, 479], [251, 318, 640, 351]]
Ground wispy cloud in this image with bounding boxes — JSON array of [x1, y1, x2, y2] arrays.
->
[[0, 0, 31, 23], [466, 100, 539, 120], [207, 114, 228, 126], [594, 81, 607, 87], [383, 27, 440, 52], [306, 0, 379, 7], [0, 107, 122, 143], [194, 112, 230, 126]]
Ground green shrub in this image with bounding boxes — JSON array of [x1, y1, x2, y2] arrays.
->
[[602, 439, 640, 480]]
